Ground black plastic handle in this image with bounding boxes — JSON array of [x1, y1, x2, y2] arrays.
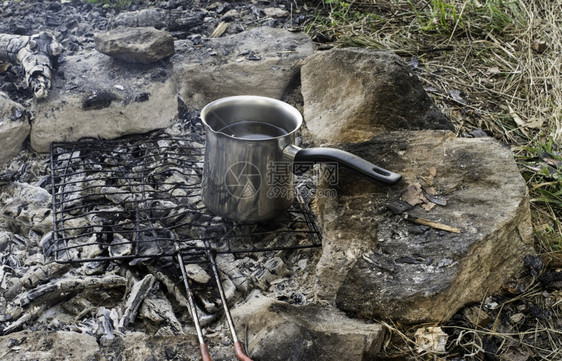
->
[[294, 147, 402, 185]]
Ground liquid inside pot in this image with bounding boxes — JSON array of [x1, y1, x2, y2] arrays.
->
[[217, 121, 288, 140]]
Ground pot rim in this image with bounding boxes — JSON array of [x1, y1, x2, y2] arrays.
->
[[200, 95, 303, 141]]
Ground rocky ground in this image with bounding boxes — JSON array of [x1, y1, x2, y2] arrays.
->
[[0, 0, 312, 104], [1, 1, 561, 360]]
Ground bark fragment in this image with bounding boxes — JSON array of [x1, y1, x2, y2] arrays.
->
[[0, 32, 63, 98]]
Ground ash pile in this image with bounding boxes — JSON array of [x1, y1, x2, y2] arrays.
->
[[0, 120, 323, 360]]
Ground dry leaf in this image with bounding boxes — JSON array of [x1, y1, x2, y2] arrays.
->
[[414, 326, 448, 354], [429, 166, 437, 177], [423, 186, 436, 195], [449, 89, 467, 104], [402, 183, 423, 206], [508, 105, 525, 127], [525, 118, 544, 129], [531, 39, 547, 53], [422, 202, 436, 211], [508, 105, 529, 136], [421, 166, 436, 186]]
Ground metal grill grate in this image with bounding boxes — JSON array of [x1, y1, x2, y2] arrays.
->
[[49, 131, 322, 264]]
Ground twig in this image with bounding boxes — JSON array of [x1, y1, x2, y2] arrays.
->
[[403, 214, 460, 233]]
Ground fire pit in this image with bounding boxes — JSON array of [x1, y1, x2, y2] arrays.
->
[[41, 125, 321, 360], [48, 130, 321, 262]]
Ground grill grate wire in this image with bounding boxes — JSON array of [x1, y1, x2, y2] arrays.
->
[[49, 131, 322, 264]]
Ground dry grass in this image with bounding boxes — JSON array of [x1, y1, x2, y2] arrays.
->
[[379, 286, 562, 360], [305, 0, 562, 359], [308, 0, 561, 143], [306, 0, 561, 246]]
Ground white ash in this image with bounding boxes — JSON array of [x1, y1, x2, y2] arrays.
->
[[0, 127, 321, 349]]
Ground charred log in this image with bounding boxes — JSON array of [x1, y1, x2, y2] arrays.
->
[[0, 32, 63, 98], [4, 274, 127, 323]]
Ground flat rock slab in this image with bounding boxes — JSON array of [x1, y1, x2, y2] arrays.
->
[[0, 330, 99, 361], [314, 130, 533, 323], [30, 27, 313, 152], [301, 48, 453, 144], [232, 295, 386, 361], [174, 26, 313, 109], [30, 48, 177, 152], [0, 330, 236, 360]]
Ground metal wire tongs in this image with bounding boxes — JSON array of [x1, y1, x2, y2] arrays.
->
[[176, 247, 253, 361], [177, 253, 212, 361]]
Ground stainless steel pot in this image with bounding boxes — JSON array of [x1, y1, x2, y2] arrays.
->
[[200, 95, 401, 223]]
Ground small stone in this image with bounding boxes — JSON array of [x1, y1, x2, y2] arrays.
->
[[222, 9, 239, 20], [164, 347, 177, 359], [246, 53, 262, 61], [468, 128, 488, 138], [82, 90, 118, 110], [386, 200, 413, 215], [524, 254, 543, 277], [485, 299, 500, 311], [94, 27, 175, 64]]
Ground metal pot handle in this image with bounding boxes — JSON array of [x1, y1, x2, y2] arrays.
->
[[284, 145, 402, 185]]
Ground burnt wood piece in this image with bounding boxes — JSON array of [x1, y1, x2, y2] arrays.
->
[[3, 262, 70, 300], [2, 275, 127, 335], [4, 275, 127, 323], [0, 32, 63, 98], [119, 274, 157, 329]]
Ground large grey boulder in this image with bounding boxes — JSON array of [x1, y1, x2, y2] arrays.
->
[[301, 48, 453, 144], [314, 130, 533, 323], [0, 92, 30, 165], [232, 294, 386, 361], [175, 26, 313, 109], [94, 27, 175, 64]]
